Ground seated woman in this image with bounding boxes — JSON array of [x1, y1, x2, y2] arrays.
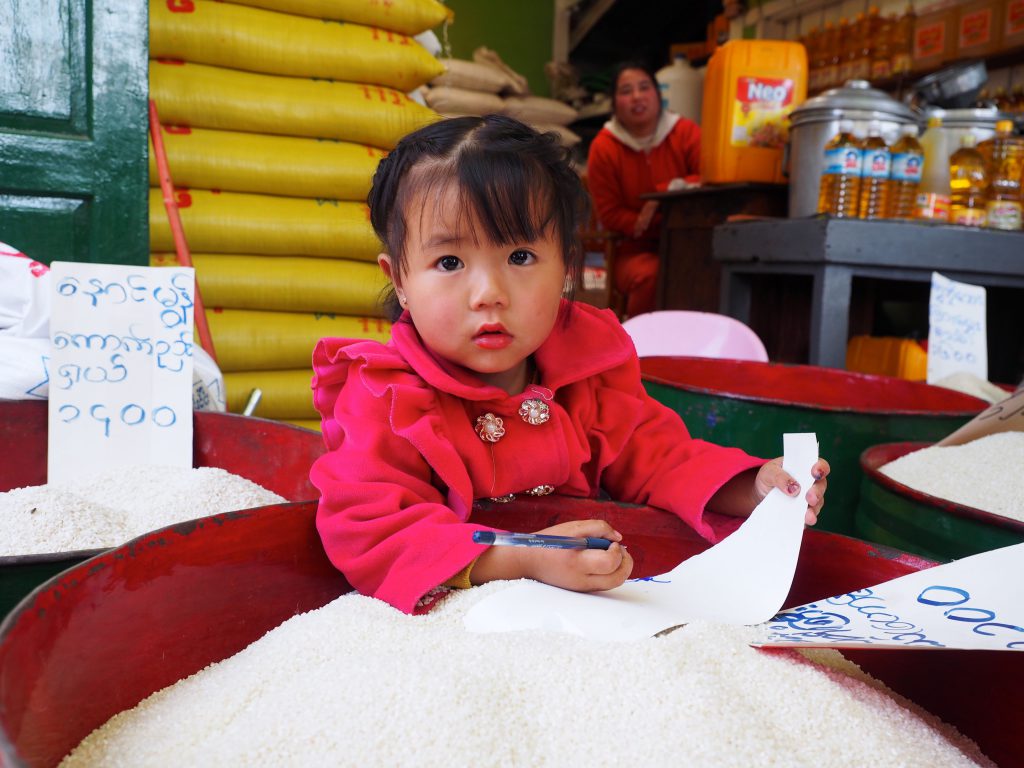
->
[[587, 61, 701, 318]]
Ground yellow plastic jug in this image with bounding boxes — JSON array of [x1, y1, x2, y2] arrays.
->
[[700, 39, 807, 184]]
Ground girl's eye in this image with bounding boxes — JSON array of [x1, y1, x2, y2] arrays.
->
[[437, 255, 462, 272], [509, 249, 535, 266]]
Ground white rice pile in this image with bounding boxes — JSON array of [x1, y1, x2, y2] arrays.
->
[[61, 583, 990, 768], [0, 466, 285, 556], [880, 432, 1024, 521]]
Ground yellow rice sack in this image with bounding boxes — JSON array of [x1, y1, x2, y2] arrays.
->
[[149, 188, 381, 261], [149, 60, 440, 149], [224, 368, 319, 419], [150, 0, 444, 91], [149, 253, 387, 315], [206, 307, 392, 372], [148, 126, 384, 201], [285, 418, 322, 432], [222, 0, 451, 35]]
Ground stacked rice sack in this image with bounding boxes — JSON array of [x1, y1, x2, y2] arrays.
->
[[424, 49, 581, 148], [148, 0, 448, 430]]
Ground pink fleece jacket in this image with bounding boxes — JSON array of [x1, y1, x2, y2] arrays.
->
[[310, 301, 762, 614]]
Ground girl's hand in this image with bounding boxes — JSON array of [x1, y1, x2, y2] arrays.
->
[[520, 519, 633, 592], [755, 458, 831, 525]]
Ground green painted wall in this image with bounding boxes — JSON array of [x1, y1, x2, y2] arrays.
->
[[436, 1, 554, 97]]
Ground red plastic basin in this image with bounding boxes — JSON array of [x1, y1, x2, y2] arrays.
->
[[0, 399, 326, 619], [0, 497, 1020, 768]]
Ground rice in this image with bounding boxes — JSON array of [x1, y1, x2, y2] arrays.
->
[[0, 466, 286, 556], [879, 432, 1024, 521], [61, 583, 990, 768]]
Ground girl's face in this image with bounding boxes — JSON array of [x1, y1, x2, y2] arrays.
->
[[380, 185, 567, 395], [614, 68, 660, 137]]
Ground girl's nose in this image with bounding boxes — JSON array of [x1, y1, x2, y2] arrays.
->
[[469, 268, 509, 310]]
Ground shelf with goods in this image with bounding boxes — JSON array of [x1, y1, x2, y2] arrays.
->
[[735, 0, 1024, 115]]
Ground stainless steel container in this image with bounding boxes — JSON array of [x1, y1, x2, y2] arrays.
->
[[787, 80, 917, 218], [924, 106, 1007, 156]]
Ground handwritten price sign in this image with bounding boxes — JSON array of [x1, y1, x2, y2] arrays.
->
[[761, 542, 1024, 652], [47, 262, 195, 484], [927, 271, 988, 385]]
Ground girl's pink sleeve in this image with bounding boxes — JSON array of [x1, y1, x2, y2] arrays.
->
[[310, 360, 490, 615], [598, 382, 764, 541]]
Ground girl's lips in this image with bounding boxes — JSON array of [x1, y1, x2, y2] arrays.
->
[[473, 324, 512, 350]]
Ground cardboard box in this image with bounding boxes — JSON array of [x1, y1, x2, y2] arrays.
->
[[1004, 0, 1024, 48], [913, 7, 957, 71], [956, 0, 1005, 58]]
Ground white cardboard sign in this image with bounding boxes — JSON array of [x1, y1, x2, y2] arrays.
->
[[463, 434, 817, 642], [47, 262, 195, 484], [927, 271, 988, 384], [761, 542, 1024, 652]]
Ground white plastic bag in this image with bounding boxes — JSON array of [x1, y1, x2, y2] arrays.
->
[[0, 243, 52, 338]]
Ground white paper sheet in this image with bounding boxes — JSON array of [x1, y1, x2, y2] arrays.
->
[[47, 262, 195, 484], [760, 541, 1024, 652], [463, 433, 818, 642], [927, 271, 988, 384]]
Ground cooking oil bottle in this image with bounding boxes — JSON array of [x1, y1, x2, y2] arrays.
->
[[915, 115, 950, 221], [979, 119, 1024, 230], [817, 119, 862, 217], [890, 5, 915, 77], [949, 133, 988, 227], [859, 121, 891, 219], [888, 124, 924, 218]]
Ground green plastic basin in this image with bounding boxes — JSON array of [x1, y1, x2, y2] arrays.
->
[[640, 358, 986, 538], [855, 441, 1024, 560]]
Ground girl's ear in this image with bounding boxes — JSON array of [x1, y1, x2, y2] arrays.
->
[[377, 253, 398, 285]]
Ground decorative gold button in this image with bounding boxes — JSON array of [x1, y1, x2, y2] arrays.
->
[[519, 399, 550, 426], [488, 493, 516, 503], [474, 412, 505, 443], [525, 485, 554, 496]]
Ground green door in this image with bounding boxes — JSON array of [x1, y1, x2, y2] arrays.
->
[[0, 0, 148, 266]]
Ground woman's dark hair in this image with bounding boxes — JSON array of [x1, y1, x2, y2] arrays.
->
[[368, 114, 590, 320]]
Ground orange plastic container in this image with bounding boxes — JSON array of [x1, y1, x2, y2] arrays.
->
[[845, 335, 928, 380], [700, 39, 807, 184]]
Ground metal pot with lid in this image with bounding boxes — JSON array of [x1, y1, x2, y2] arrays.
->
[[924, 106, 1007, 154], [787, 80, 917, 218]]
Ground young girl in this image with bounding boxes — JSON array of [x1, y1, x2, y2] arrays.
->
[[311, 115, 829, 614]]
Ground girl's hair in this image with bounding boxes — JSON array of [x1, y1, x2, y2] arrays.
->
[[368, 114, 590, 319]]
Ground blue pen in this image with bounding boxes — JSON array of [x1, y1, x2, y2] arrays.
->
[[472, 530, 612, 550]]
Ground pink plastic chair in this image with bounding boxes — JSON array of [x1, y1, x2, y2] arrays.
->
[[621, 310, 769, 361]]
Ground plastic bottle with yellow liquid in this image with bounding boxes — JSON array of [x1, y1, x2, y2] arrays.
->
[[979, 119, 1024, 231], [890, 5, 915, 77], [839, 15, 865, 84], [915, 115, 951, 221], [820, 22, 840, 90], [817, 119, 862, 217], [871, 13, 895, 81], [859, 121, 891, 219], [888, 124, 923, 219], [949, 133, 988, 227]]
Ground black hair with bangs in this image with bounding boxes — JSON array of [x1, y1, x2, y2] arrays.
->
[[368, 114, 590, 320]]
